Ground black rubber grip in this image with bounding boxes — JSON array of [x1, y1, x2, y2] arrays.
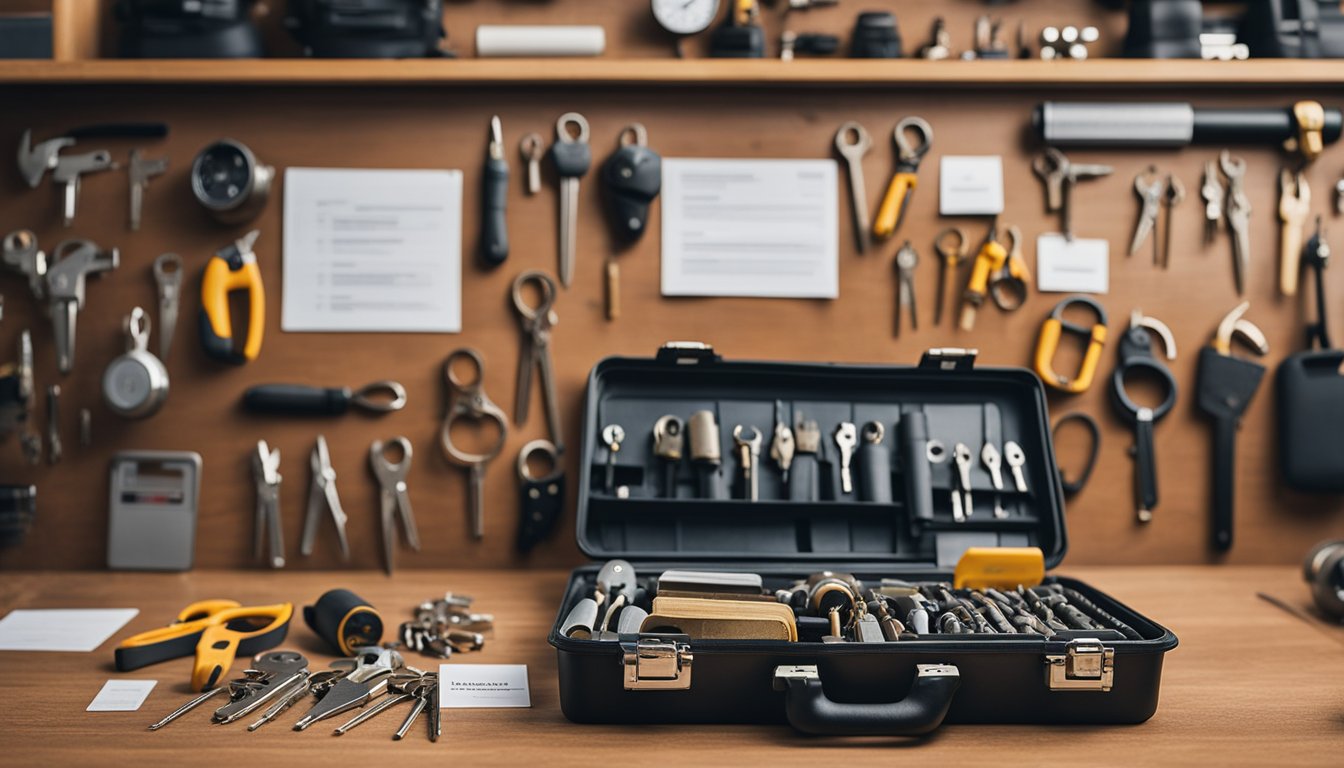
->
[[479, 157, 509, 268], [1193, 107, 1344, 144], [242, 384, 352, 415], [789, 454, 820, 502], [899, 413, 934, 533], [857, 442, 892, 503], [780, 667, 960, 737]]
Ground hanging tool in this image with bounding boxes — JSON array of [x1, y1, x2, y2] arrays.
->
[[517, 439, 564, 552], [519, 133, 543, 195], [988, 224, 1030, 311], [1220, 150, 1252, 295], [1201, 159, 1224, 245], [1302, 217, 1332, 351], [512, 270, 563, 451], [958, 219, 1007, 332], [1032, 147, 1112, 241], [370, 436, 419, 575], [1278, 167, 1311, 296], [480, 115, 510, 268], [933, 227, 967, 325], [152, 253, 181, 361], [600, 123, 662, 319], [893, 241, 918, 335], [653, 415, 685, 499], [0, 330, 40, 465], [302, 435, 350, 560], [440, 348, 509, 539], [242, 381, 406, 416], [1035, 296, 1108, 394], [872, 116, 932, 242], [550, 112, 591, 288], [101, 306, 170, 419], [47, 239, 119, 374], [1196, 302, 1268, 552], [769, 400, 794, 489], [252, 440, 284, 569], [199, 229, 264, 364], [1053, 412, 1101, 496], [1130, 167, 1183, 267], [834, 122, 873, 254], [1, 229, 47, 301], [1160, 174, 1185, 269], [115, 600, 294, 692], [709, 0, 765, 57], [1110, 310, 1178, 524], [128, 149, 168, 232]]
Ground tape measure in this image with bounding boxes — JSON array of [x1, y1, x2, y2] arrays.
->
[[303, 589, 383, 656]]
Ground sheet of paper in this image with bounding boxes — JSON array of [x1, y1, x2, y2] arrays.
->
[[87, 680, 157, 712], [438, 664, 531, 708], [0, 608, 139, 652], [1036, 234, 1109, 294], [661, 158, 838, 299], [939, 156, 1004, 215], [282, 167, 462, 333]]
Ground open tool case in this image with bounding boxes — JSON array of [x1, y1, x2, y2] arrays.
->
[[549, 344, 1178, 736]]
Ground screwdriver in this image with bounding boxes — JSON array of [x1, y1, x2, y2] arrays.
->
[[480, 115, 509, 268]]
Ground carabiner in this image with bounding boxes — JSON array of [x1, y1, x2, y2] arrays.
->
[[1035, 296, 1108, 394]]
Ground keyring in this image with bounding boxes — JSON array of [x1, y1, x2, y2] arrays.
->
[[440, 348, 508, 466]]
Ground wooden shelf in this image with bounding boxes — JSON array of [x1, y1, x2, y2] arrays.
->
[[1, 58, 1343, 89]]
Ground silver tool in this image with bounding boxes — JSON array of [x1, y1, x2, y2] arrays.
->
[[45, 239, 119, 374], [1159, 174, 1185, 269], [520, 132, 544, 195], [293, 647, 403, 731], [302, 434, 350, 560], [52, 149, 115, 227], [2, 229, 47, 299], [551, 112, 591, 287], [333, 690, 413, 735], [894, 241, 918, 335], [601, 424, 624, 494], [45, 384, 60, 465], [653, 415, 684, 498], [371, 436, 418, 575], [513, 270, 563, 450], [1201, 159, 1224, 245], [1279, 167, 1311, 296], [101, 307, 169, 419], [191, 138, 274, 224], [919, 17, 953, 59], [392, 672, 438, 740], [152, 253, 181, 360], [834, 122, 873, 253], [769, 400, 795, 485], [733, 424, 762, 501], [253, 440, 285, 569], [1005, 440, 1028, 493], [1221, 150, 1251, 295], [128, 149, 168, 231], [953, 442, 974, 521], [981, 442, 1007, 519], [440, 348, 509, 539], [1129, 166, 1164, 262], [17, 129, 73, 188], [1032, 147, 1113, 240], [214, 651, 310, 724], [148, 686, 229, 730], [248, 670, 343, 732], [834, 422, 857, 494]]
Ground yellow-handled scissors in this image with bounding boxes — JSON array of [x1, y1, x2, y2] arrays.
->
[[115, 600, 293, 692]]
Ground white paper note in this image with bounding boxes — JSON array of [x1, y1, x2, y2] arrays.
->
[[282, 168, 463, 333], [939, 156, 1004, 216], [1036, 234, 1110, 294], [661, 158, 838, 299], [87, 680, 157, 712], [438, 664, 531, 708], [0, 608, 139, 652]]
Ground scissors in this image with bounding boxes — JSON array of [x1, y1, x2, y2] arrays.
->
[[513, 270, 564, 452], [441, 348, 508, 540], [115, 599, 294, 692], [370, 436, 419, 575]]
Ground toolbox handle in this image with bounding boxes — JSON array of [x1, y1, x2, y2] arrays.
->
[[773, 663, 960, 738]]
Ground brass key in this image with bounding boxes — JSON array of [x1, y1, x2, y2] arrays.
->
[[602, 424, 625, 495]]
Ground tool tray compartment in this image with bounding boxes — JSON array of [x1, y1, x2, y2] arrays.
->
[[550, 345, 1178, 735]]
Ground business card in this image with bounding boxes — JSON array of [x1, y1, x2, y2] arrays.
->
[[438, 664, 531, 708]]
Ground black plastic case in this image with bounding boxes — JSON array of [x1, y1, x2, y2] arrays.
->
[[550, 345, 1178, 736]]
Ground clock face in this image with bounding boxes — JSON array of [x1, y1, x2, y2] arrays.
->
[[651, 0, 721, 36]]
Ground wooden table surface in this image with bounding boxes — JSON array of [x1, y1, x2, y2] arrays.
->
[[0, 566, 1340, 765]]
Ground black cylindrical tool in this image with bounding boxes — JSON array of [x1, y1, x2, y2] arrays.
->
[[1034, 101, 1343, 150], [900, 412, 934, 534], [480, 115, 509, 268], [303, 589, 383, 656], [856, 421, 893, 503]]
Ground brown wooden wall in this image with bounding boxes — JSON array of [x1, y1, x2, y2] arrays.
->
[[1, 0, 1342, 571]]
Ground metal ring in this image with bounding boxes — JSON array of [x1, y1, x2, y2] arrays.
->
[[618, 123, 648, 148], [370, 436, 413, 479], [926, 439, 947, 463], [517, 439, 560, 481], [124, 306, 151, 352], [352, 380, 407, 413], [519, 132, 544, 160], [833, 121, 871, 155], [152, 252, 181, 282], [893, 116, 933, 161], [556, 112, 590, 144], [1110, 358, 1178, 423], [511, 269, 557, 321], [444, 348, 485, 391]]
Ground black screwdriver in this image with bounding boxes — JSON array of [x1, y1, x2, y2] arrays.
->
[[480, 115, 509, 268]]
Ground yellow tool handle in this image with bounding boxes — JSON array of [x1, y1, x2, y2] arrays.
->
[[177, 599, 242, 622], [191, 603, 293, 692], [872, 172, 917, 240], [953, 547, 1046, 591], [240, 259, 265, 361], [957, 240, 1005, 331], [1034, 320, 1065, 387], [201, 256, 265, 362], [1075, 328, 1107, 392], [1280, 221, 1303, 297]]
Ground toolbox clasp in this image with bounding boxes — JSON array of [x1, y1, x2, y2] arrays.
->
[[656, 342, 720, 366], [1045, 638, 1115, 692], [918, 348, 978, 371], [622, 634, 693, 691]]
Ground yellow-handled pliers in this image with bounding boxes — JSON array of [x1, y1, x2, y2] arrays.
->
[[115, 599, 293, 692], [872, 116, 933, 241], [200, 229, 264, 364]]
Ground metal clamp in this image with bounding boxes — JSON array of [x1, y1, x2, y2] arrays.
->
[[621, 634, 693, 691], [1045, 638, 1115, 691]]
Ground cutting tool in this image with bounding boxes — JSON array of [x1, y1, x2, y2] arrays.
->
[[302, 434, 350, 560], [115, 599, 293, 692]]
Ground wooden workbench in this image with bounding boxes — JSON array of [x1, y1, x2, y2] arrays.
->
[[0, 566, 1339, 765]]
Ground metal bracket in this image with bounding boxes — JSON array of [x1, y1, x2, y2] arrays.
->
[[1045, 638, 1115, 691], [622, 634, 693, 691], [656, 342, 720, 366], [919, 348, 978, 371]]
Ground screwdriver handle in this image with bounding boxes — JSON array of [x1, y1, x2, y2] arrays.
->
[[873, 172, 916, 240], [480, 156, 509, 267]]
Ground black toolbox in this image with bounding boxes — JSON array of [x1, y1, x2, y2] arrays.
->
[[549, 344, 1178, 736]]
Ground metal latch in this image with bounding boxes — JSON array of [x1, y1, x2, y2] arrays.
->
[[622, 634, 693, 691], [1045, 638, 1115, 691], [919, 348, 978, 371], [656, 342, 720, 366]]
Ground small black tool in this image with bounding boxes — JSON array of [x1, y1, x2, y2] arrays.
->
[[601, 124, 662, 244], [242, 381, 406, 416], [517, 439, 564, 553], [1052, 412, 1100, 497], [850, 11, 902, 58], [856, 421, 892, 503], [899, 411, 933, 533], [1110, 311, 1178, 524], [710, 0, 766, 57], [303, 589, 383, 656], [480, 115, 510, 268]]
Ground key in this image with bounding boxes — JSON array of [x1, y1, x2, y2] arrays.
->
[[1220, 151, 1251, 296], [520, 133, 543, 195], [954, 442, 974, 519], [294, 647, 402, 731], [248, 670, 343, 731], [549, 113, 591, 288], [1278, 168, 1311, 296], [333, 692, 412, 736], [148, 687, 227, 730], [1201, 160, 1224, 246], [214, 650, 310, 724], [1130, 166, 1163, 261], [834, 122, 873, 254], [981, 442, 1007, 519], [1004, 440, 1028, 492], [732, 425, 762, 501], [653, 415, 684, 498], [394, 689, 430, 740], [933, 227, 966, 326], [769, 400, 795, 485], [1160, 175, 1185, 269], [128, 149, 168, 232], [601, 424, 624, 495], [152, 253, 181, 360], [428, 674, 441, 742], [834, 422, 857, 495], [894, 241, 919, 335]]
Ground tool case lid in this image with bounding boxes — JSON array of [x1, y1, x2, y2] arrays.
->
[[576, 345, 1067, 572]]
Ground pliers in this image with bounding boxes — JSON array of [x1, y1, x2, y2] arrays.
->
[[302, 434, 349, 560]]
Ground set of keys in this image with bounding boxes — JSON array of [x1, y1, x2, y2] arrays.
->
[[932, 438, 1028, 523]]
